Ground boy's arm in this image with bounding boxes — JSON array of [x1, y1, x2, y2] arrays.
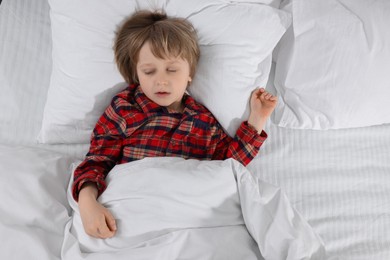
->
[[78, 182, 117, 239], [212, 88, 277, 166], [212, 121, 267, 166], [72, 96, 128, 201], [72, 133, 123, 201]]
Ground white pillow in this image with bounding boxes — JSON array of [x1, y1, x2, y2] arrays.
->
[[272, 0, 390, 130], [39, 0, 291, 143]]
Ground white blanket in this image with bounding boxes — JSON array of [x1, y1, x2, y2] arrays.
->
[[63, 157, 326, 260], [0, 145, 75, 260]]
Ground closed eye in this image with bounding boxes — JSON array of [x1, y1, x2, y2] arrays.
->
[[143, 70, 155, 75]]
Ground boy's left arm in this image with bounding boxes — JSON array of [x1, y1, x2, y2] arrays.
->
[[212, 122, 267, 166], [213, 88, 276, 166]]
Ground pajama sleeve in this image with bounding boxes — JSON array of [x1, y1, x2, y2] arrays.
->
[[72, 96, 128, 201], [213, 121, 267, 166]]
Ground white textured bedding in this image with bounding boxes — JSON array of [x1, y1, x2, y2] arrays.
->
[[1, 0, 390, 259], [0, 0, 88, 157], [249, 122, 390, 260], [0, 0, 52, 145], [63, 158, 325, 260], [1, 125, 390, 260], [0, 145, 74, 260]]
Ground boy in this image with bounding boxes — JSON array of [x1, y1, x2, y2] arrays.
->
[[73, 10, 277, 239]]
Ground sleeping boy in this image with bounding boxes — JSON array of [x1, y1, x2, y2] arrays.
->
[[72, 10, 277, 239]]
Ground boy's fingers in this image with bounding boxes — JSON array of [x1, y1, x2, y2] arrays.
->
[[257, 88, 265, 96], [98, 223, 114, 238], [260, 91, 277, 101], [94, 212, 115, 238], [253, 87, 264, 98], [106, 215, 117, 231], [259, 93, 266, 102]]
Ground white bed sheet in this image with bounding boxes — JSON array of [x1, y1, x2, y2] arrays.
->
[[1, 0, 390, 259], [0, 0, 51, 144], [0, 0, 88, 158], [249, 121, 390, 260], [0, 145, 75, 260]]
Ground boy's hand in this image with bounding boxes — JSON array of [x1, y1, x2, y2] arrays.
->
[[78, 184, 117, 239], [248, 88, 278, 133]]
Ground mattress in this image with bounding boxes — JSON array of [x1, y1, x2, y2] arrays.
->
[[1, 0, 390, 259]]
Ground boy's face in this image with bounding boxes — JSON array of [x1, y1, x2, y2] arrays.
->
[[136, 41, 192, 112]]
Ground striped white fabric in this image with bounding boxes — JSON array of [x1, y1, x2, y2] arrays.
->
[[0, 0, 88, 157], [249, 121, 390, 260], [0, 0, 51, 144]]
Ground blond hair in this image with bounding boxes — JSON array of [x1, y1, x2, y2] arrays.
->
[[114, 10, 200, 84]]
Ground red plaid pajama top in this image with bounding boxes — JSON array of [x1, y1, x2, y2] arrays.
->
[[72, 84, 267, 200]]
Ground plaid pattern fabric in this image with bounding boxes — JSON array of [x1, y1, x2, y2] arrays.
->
[[72, 84, 267, 200]]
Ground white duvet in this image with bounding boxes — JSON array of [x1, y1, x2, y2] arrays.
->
[[63, 157, 326, 260], [0, 145, 74, 260]]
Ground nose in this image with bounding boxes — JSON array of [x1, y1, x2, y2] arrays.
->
[[156, 73, 168, 86], [157, 79, 168, 86], [157, 80, 168, 86]]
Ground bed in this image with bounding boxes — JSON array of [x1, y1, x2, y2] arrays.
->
[[1, 0, 389, 259]]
